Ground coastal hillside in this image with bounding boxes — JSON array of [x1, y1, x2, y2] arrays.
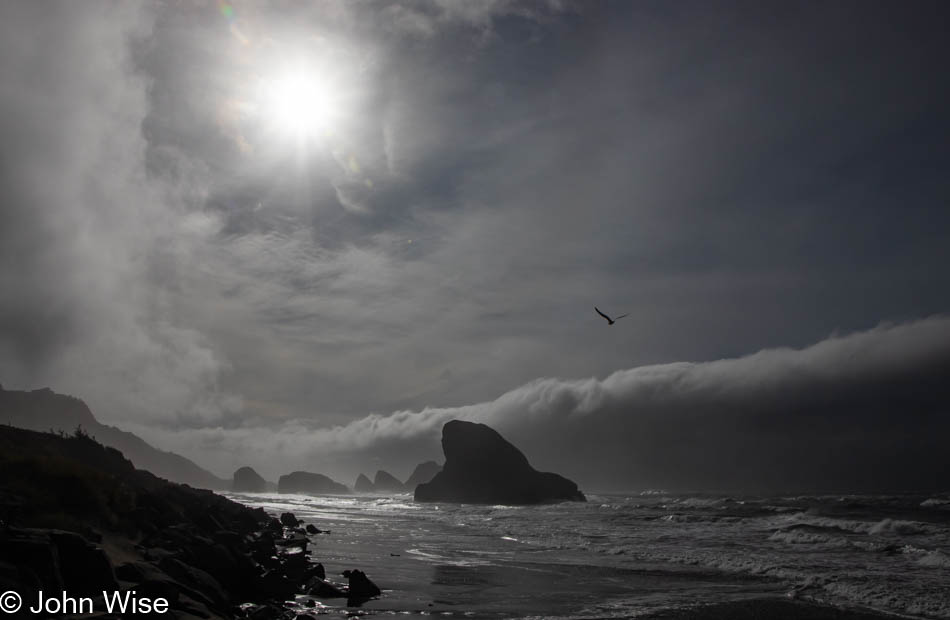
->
[[0, 385, 227, 489], [0, 424, 382, 618]]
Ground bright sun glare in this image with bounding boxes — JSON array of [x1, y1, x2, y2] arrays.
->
[[260, 66, 333, 140]]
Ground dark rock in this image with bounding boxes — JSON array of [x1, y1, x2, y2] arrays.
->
[[280, 551, 310, 581], [415, 420, 586, 504], [212, 529, 242, 547], [280, 512, 299, 527], [373, 470, 405, 492], [405, 461, 442, 490], [232, 466, 268, 492], [248, 603, 285, 620], [277, 471, 350, 495], [0, 529, 64, 592], [158, 557, 229, 607], [115, 561, 169, 583], [305, 562, 326, 581], [143, 547, 176, 563], [275, 532, 308, 549], [173, 592, 217, 619], [354, 473, 374, 492], [49, 530, 118, 596], [255, 569, 297, 600], [342, 568, 381, 598], [306, 576, 347, 598], [135, 578, 182, 604], [305, 524, 320, 534]]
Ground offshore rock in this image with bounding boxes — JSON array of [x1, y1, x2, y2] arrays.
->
[[372, 470, 405, 492], [415, 420, 586, 505], [354, 473, 374, 493], [342, 568, 381, 599], [277, 471, 350, 495], [232, 466, 268, 493], [405, 461, 442, 491]]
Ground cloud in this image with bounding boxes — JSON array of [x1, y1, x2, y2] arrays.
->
[[133, 316, 950, 493], [0, 3, 240, 427], [2, 1, 948, 495]]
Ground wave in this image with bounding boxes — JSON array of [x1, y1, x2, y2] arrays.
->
[[901, 546, 950, 569], [770, 512, 933, 537], [868, 518, 929, 535], [767, 529, 851, 548]]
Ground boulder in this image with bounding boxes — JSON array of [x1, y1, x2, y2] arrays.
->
[[157, 557, 229, 607], [404, 461, 442, 490], [307, 576, 347, 598], [342, 568, 380, 599], [49, 530, 118, 596], [232, 466, 268, 493], [414, 420, 586, 504], [277, 471, 349, 495], [354, 473, 374, 493], [372, 470, 405, 493]]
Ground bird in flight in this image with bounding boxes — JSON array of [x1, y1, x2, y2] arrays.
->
[[595, 307, 628, 325]]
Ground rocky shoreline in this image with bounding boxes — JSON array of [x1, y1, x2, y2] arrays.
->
[[0, 425, 921, 620], [0, 425, 379, 619]]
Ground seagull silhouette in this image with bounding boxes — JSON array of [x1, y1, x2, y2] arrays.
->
[[595, 307, 628, 326]]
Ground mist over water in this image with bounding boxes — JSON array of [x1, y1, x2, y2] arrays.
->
[[227, 491, 950, 619]]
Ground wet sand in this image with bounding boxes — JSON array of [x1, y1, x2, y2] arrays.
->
[[640, 598, 910, 620]]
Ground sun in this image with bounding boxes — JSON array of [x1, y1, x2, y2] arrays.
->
[[259, 65, 334, 140]]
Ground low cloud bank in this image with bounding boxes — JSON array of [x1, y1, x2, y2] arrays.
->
[[135, 316, 950, 493]]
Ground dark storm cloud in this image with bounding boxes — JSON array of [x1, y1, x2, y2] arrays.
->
[[2, 1, 949, 491]]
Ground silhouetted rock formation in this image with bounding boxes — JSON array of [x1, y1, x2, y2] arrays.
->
[[0, 425, 270, 616], [354, 473, 374, 492], [232, 466, 268, 492], [0, 386, 227, 489], [373, 469, 405, 492], [278, 471, 350, 495], [0, 425, 382, 616], [415, 420, 586, 504], [405, 461, 442, 490]]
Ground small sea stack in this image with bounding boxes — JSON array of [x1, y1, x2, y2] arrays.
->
[[232, 466, 268, 492], [405, 461, 442, 491], [354, 473, 374, 492], [277, 471, 350, 495], [372, 469, 405, 492]]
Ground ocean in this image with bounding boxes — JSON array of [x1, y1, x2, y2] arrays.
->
[[224, 491, 950, 619]]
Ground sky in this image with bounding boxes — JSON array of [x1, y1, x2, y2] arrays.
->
[[1, 1, 948, 492]]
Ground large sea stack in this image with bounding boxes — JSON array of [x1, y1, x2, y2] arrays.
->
[[278, 471, 350, 495], [415, 420, 586, 504]]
